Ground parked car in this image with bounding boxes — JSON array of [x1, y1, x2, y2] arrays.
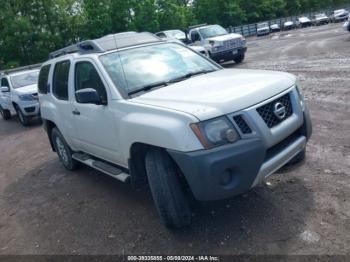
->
[[298, 16, 312, 27], [155, 30, 209, 57], [270, 23, 281, 32], [0, 64, 41, 126], [312, 13, 330, 26], [344, 16, 350, 32], [283, 21, 296, 30], [257, 22, 270, 36], [39, 32, 312, 228], [188, 24, 247, 64], [330, 9, 349, 22]]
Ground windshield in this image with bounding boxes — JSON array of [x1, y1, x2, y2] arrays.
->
[[10, 70, 39, 89], [258, 23, 269, 29], [165, 30, 186, 40], [100, 43, 219, 96], [199, 25, 228, 39]]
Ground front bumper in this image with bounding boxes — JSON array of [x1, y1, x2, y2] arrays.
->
[[19, 101, 40, 117], [168, 88, 312, 201], [210, 47, 247, 63]]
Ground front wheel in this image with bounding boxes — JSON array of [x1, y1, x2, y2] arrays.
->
[[51, 127, 79, 171], [15, 106, 30, 126], [234, 54, 245, 64], [145, 148, 192, 228]]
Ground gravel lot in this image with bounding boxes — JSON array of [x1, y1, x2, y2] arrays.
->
[[0, 23, 349, 255]]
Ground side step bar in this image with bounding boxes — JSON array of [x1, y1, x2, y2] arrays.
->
[[72, 153, 130, 183]]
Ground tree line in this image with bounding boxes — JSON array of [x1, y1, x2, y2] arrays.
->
[[0, 0, 348, 69]]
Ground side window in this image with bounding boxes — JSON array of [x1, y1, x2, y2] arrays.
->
[[38, 65, 51, 94], [1, 78, 9, 87], [53, 60, 70, 100], [75, 62, 107, 104], [191, 31, 200, 42]]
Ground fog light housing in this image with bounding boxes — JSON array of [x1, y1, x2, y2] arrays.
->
[[220, 169, 233, 186]]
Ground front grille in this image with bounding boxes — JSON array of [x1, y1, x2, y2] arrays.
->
[[224, 39, 240, 49], [257, 93, 293, 128], [264, 129, 301, 162], [24, 107, 35, 113], [233, 115, 252, 134]]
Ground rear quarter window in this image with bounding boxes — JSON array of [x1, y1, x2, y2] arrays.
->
[[38, 65, 51, 94], [52, 60, 70, 100]]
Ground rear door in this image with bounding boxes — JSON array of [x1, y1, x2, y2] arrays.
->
[[51, 59, 76, 142], [70, 59, 121, 164]]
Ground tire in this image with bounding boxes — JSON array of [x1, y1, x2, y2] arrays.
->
[[0, 107, 11, 120], [15, 106, 30, 126], [145, 148, 192, 228], [287, 148, 306, 165], [234, 54, 245, 64], [51, 127, 79, 171]]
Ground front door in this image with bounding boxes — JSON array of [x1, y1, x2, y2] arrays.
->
[[0, 78, 13, 113], [70, 60, 121, 164]]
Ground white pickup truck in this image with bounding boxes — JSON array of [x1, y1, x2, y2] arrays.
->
[[188, 24, 247, 64], [39, 32, 312, 228], [0, 65, 41, 126]]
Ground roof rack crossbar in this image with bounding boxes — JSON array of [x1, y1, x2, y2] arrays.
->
[[188, 23, 208, 30], [48, 32, 163, 59]]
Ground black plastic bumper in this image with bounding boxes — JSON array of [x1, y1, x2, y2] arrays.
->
[[210, 47, 247, 63], [168, 111, 312, 202]]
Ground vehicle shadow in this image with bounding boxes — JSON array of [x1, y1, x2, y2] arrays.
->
[[0, 116, 42, 136], [2, 156, 314, 254]]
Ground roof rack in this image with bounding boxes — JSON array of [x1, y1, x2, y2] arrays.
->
[[188, 24, 208, 30], [0, 63, 42, 75], [49, 32, 163, 59]]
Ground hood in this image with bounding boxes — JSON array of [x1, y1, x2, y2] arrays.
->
[[131, 69, 296, 121], [258, 26, 269, 31], [207, 33, 242, 42], [15, 84, 38, 94], [315, 15, 328, 21], [188, 45, 206, 52], [299, 17, 311, 23]]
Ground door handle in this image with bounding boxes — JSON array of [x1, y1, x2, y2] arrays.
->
[[72, 109, 80, 115]]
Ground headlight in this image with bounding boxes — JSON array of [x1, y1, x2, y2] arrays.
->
[[191, 116, 240, 149], [18, 94, 34, 101], [240, 37, 246, 46], [296, 85, 305, 111]]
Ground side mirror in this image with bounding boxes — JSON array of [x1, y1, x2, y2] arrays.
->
[[1, 86, 9, 92], [75, 88, 103, 105]]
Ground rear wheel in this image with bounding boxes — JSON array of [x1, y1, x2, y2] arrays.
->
[[0, 107, 11, 120], [145, 148, 192, 228], [234, 54, 245, 64], [51, 127, 79, 171]]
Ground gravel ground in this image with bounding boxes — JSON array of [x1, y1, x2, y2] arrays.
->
[[0, 23, 349, 255]]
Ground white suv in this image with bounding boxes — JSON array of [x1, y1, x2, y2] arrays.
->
[[39, 32, 312, 228], [0, 65, 41, 126]]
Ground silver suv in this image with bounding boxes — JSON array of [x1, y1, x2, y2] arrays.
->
[[39, 32, 312, 228]]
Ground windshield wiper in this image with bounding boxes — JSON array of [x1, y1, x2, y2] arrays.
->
[[128, 81, 169, 96], [168, 69, 216, 84], [128, 69, 216, 96]]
